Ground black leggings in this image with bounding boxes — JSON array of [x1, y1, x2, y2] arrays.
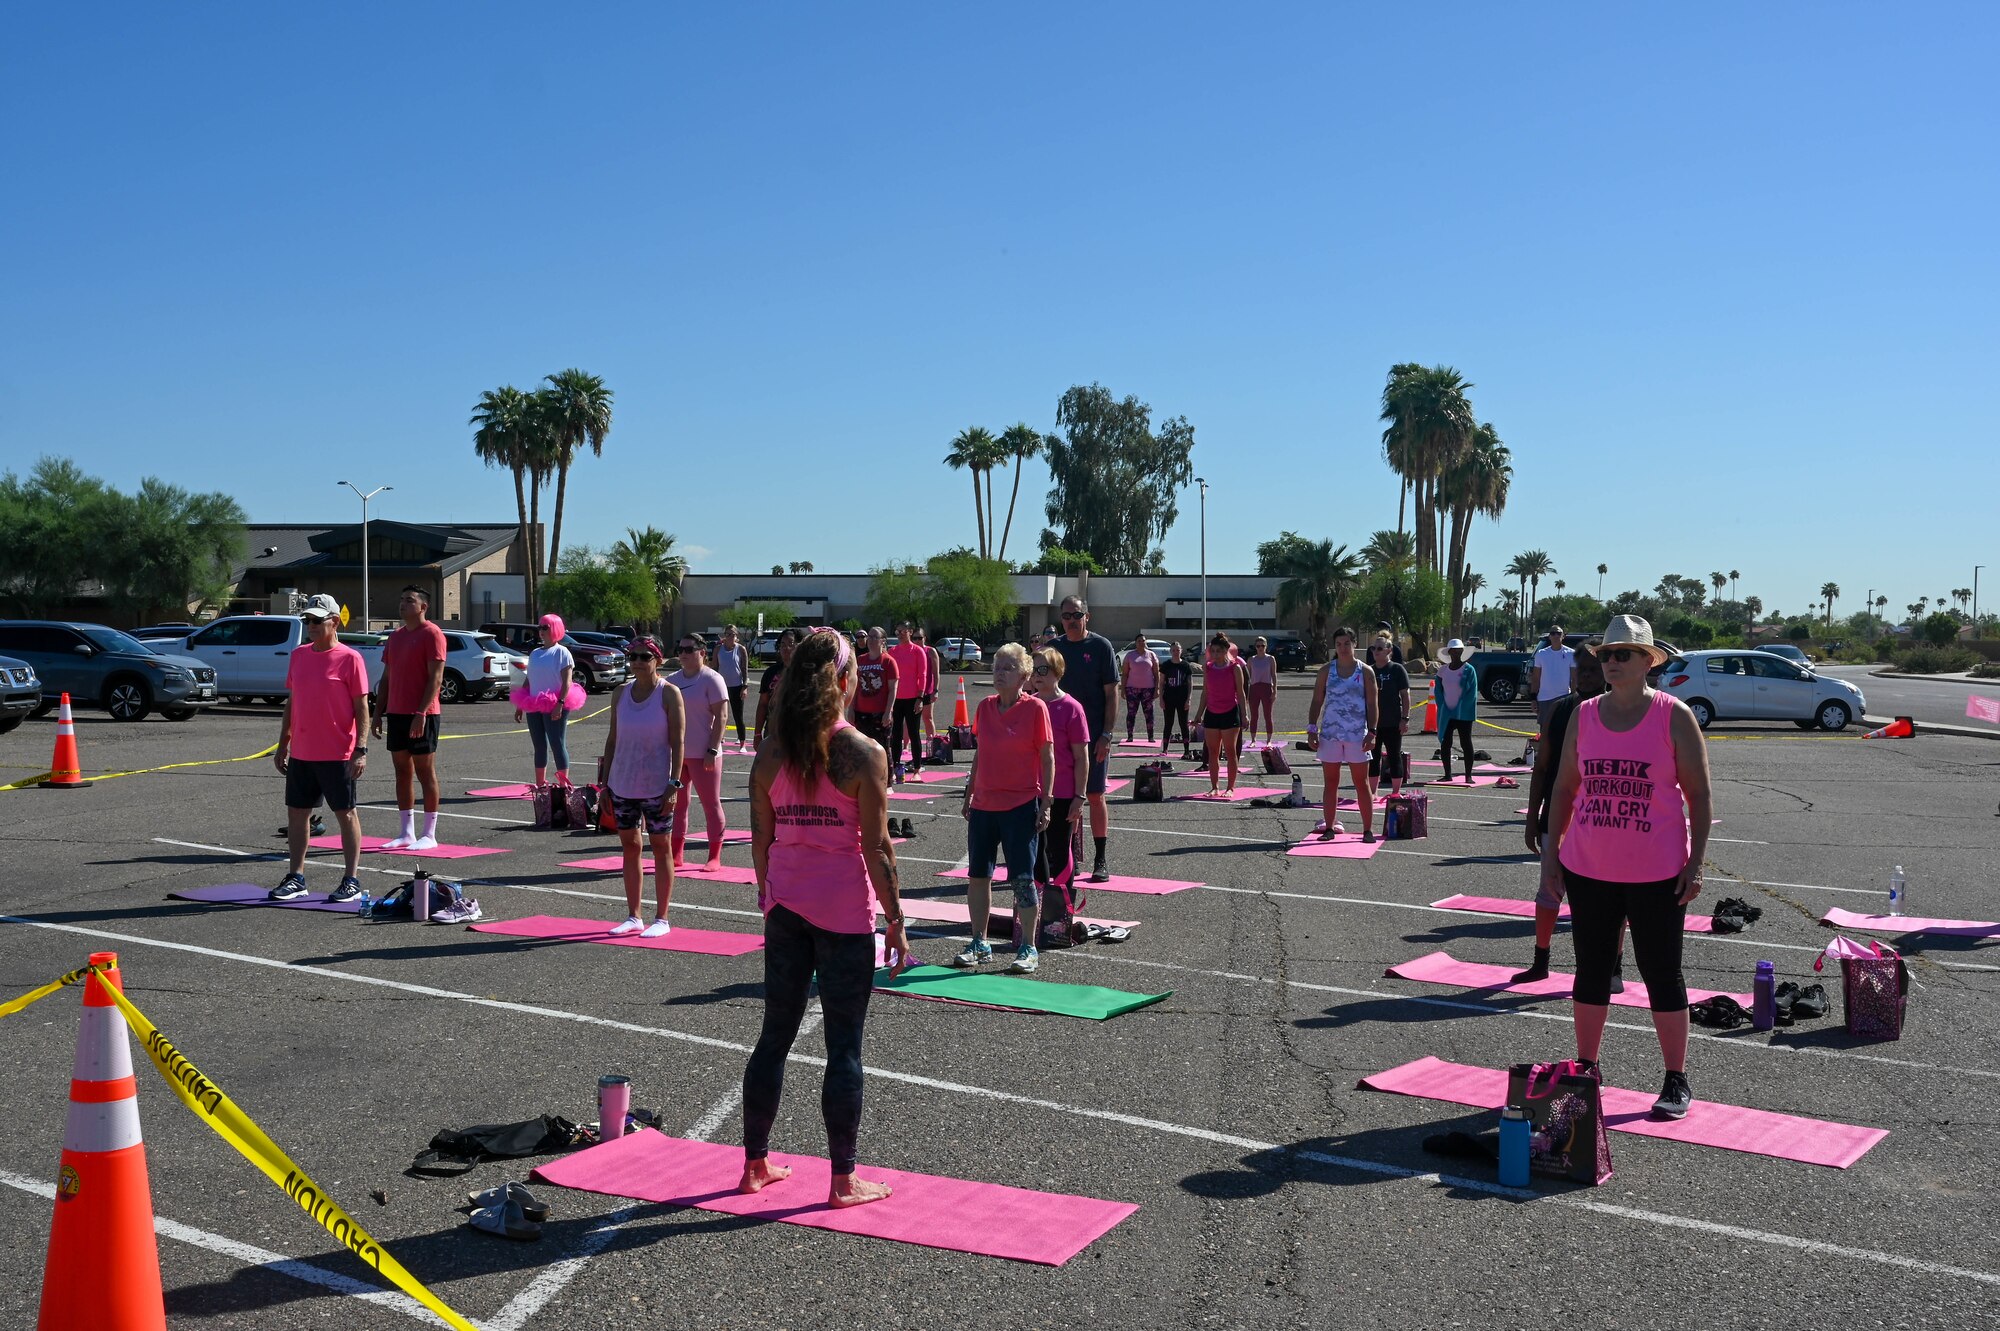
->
[[1035, 796, 1078, 887], [1370, 721, 1405, 782], [727, 685, 747, 742], [1563, 866, 1688, 1011], [890, 698, 925, 769], [1440, 718, 1475, 778], [742, 904, 876, 1173], [1161, 691, 1191, 748]]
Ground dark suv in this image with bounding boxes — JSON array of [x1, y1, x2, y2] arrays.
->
[[0, 621, 220, 721], [0, 653, 41, 733], [478, 622, 629, 693]]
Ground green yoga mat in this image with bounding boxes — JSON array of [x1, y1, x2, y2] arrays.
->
[[875, 965, 1170, 1020]]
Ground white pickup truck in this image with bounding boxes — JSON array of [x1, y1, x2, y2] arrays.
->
[[172, 616, 385, 702]]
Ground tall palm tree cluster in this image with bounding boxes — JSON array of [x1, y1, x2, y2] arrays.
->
[[1378, 364, 1513, 630], [942, 423, 1043, 562], [469, 369, 614, 614]]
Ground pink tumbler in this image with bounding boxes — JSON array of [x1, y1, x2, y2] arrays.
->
[[598, 1074, 631, 1140]]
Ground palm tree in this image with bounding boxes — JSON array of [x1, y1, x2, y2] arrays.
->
[[1819, 581, 1840, 625], [1273, 540, 1362, 662], [1504, 550, 1554, 635], [1744, 595, 1763, 623], [471, 385, 541, 614], [1873, 594, 1888, 616], [1710, 571, 1727, 603], [1954, 587, 1973, 613], [609, 526, 687, 633], [1379, 364, 1476, 574], [1440, 422, 1511, 631], [944, 427, 999, 558], [1597, 563, 1608, 598], [993, 423, 1044, 563], [788, 560, 816, 575], [1361, 529, 1415, 572], [1554, 579, 1566, 596], [1459, 570, 1486, 633], [538, 369, 614, 578], [1729, 569, 1741, 603], [1499, 587, 1521, 639]]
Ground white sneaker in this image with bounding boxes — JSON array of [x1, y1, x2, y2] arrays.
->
[[609, 916, 643, 935], [408, 836, 439, 851], [640, 918, 672, 938]]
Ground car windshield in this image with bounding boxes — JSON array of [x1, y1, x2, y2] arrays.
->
[[81, 626, 151, 655], [475, 635, 506, 653]]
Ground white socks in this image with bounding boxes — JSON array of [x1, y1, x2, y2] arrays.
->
[[407, 811, 439, 851], [609, 916, 643, 935], [382, 811, 418, 850], [640, 917, 672, 938]]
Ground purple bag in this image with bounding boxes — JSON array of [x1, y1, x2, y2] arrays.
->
[[1506, 1059, 1613, 1186]]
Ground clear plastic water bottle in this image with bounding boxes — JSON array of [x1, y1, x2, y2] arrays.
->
[[357, 890, 373, 914], [1888, 865, 1906, 917], [1498, 1106, 1530, 1187]]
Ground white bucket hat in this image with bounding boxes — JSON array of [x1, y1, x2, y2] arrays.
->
[[1443, 639, 1466, 654], [1584, 614, 1669, 666]]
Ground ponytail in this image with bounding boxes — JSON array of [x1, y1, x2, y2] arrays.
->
[[771, 629, 848, 790]]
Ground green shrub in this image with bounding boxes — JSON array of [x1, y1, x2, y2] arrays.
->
[[1836, 643, 1876, 664], [1875, 638, 1900, 663], [1971, 660, 2000, 679], [1920, 611, 1961, 647], [1895, 645, 1977, 674]]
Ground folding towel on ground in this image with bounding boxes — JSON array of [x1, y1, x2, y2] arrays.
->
[[1820, 906, 1999, 939], [874, 965, 1170, 1019], [1431, 894, 1715, 933], [1359, 1055, 1886, 1168], [1386, 950, 1752, 1010], [1286, 837, 1382, 860], [307, 835, 506, 859], [467, 914, 764, 956], [530, 1128, 1136, 1265], [936, 867, 1198, 896], [168, 884, 365, 914]]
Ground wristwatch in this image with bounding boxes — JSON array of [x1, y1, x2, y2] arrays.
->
[[353, 746, 370, 756], [706, 745, 720, 758]]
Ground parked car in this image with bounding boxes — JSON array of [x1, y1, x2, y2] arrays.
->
[[567, 630, 630, 652], [1657, 650, 1865, 730], [0, 653, 41, 733], [172, 615, 385, 701], [478, 623, 628, 693], [1755, 642, 1815, 667], [436, 631, 518, 703], [0, 621, 220, 721], [936, 637, 984, 667], [131, 623, 197, 641], [1271, 638, 1310, 671]]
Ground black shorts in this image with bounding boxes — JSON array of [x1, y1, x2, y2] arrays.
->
[[285, 759, 356, 811], [1203, 707, 1241, 731], [385, 713, 441, 755]]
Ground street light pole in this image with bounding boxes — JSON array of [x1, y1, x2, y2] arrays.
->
[[1865, 588, 1873, 641], [1976, 566, 1985, 624], [338, 481, 393, 630], [1195, 477, 1208, 645]]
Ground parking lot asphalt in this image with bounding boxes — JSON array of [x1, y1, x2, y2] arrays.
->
[[2, 679, 1997, 1330]]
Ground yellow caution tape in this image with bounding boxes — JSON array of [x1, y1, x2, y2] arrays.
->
[[86, 969, 478, 1331], [0, 964, 96, 1018]]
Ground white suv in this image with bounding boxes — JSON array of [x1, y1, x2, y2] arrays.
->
[[440, 632, 519, 703], [937, 637, 984, 667]]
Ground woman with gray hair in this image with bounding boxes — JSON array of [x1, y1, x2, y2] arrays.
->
[[953, 643, 1054, 973]]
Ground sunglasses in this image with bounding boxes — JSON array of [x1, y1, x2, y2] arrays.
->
[[1032, 665, 1053, 675], [1599, 648, 1644, 663], [678, 645, 701, 653], [301, 616, 328, 626], [628, 652, 659, 662], [1060, 611, 1084, 620]]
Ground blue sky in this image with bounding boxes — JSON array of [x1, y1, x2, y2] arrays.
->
[[3, 4, 1994, 621]]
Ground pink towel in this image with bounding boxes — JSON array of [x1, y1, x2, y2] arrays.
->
[[467, 914, 763, 956], [1431, 894, 1715, 933], [1386, 950, 1753, 1010]]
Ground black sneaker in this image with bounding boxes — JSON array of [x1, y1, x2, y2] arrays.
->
[[327, 878, 363, 903], [310, 814, 327, 838], [269, 873, 309, 901], [1652, 1070, 1693, 1120], [1088, 857, 1109, 884]]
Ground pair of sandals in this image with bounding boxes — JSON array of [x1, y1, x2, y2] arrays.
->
[[466, 1181, 550, 1241]]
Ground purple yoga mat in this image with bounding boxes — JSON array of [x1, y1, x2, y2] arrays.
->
[[1360, 1055, 1886, 1168], [1286, 836, 1382, 860], [308, 835, 507, 859], [1387, 950, 1753, 1010], [530, 1128, 1136, 1264], [1431, 894, 1715, 933], [1820, 906, 1999, 939], [168, 884, 363, 913], [467, 914, 764, 956], [936, 867, 1198, 896]]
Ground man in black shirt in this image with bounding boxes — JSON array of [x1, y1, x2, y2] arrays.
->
[[1051, 595, 1118, 880]]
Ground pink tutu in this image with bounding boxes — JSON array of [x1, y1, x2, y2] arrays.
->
[[513, 682, 587, 714]]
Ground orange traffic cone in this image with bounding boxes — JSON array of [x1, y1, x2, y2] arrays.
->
[[952, 677, 970, 728], [39, 952, 165, 1331], [38, 693, 91, 789], [1863, 716, 1916, 739], [1420, 699, 1438, 735]]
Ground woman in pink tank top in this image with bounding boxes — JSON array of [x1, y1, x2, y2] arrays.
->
[[1199, 633, 1252, 796], [1541, 616, 1712, 1121], [742, 628, 908, 1209]]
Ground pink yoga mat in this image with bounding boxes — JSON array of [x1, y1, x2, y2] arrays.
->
[[1170, 786, 1292, 802], [1431, 894, 1715, 933], [1820, 906, 1999, 939], [1413, 760, 1530, 775], [560, 855, 739, 876], [887, 790, 938, 802], [532, 1128, 1135, 1264], [1387, 950, 1752, 1009], [890, 899, 1139, 930], [936, 867, 1197, 896], [467, 914, 764, 956], [307, 835, 506, 859], [1415, 774, 1509, 789], [466, 784, 536, 800], [1360, 1055, 1886, 1168], [897, 770, 965, 785], [1967, 695, 2000, 724], [1286, 836, 1382, 860]]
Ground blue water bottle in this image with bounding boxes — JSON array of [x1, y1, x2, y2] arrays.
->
[[1752, 960, 1776, 1031], [1498, 1106, 1530, 1187]]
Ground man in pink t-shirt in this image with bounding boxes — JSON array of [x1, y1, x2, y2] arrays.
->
[[372, 585, 448, 850], [270, 594, 372, 902], [886, 623, 931, 776]]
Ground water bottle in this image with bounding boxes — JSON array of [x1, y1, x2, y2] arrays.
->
[[1888, 866, 1905, 917], [1498, 1106, 1530, 1187], [598, 1074, 631, 1141], [1289, 773, 1304, 805], [356, 890, 372, 915], [1752, 960, 1776, 1031], [411, 868, 432, 922]]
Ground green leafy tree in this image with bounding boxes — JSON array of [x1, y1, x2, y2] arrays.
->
[[993, 423, 1044, 563], [718, 601, 797, 631], [540, 546, 658, 629], [924, 553, 1017, 641], [608, 526, 688, 633], [864, 561, 931, 630], [1256, 531, 1318, 575], [1343, 564, 1452, 661], [0, 458, 122, 614], [1025, 544, 1103, 576], [1920, 611, 1960, 646], [538, 369, 614, 578], [1043, 384, 1195, 574], [102, 479, 248, 618], [1269, 539, 1362, 662], [471, 385, 543, 614]]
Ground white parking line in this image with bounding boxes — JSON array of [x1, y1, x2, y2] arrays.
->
[[6, 915, 1997, 1293]]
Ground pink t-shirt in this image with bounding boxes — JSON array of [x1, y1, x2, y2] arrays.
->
[[1559, 690, 1692, 883], [381, 621, 448, 715], [286, 643, 369, 761], [672, 666, 729, 750], [766, 722, 874, 934], [887, 643, 930, 699], [1043, 690, 1091, 800], [970, 694, 1052, 812]]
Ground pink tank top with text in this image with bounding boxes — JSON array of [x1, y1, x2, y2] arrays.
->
[[766, 720, 875, 934], [1559, 690, 1691, 883]]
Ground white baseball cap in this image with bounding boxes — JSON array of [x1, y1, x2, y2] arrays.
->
[[299, 593, 342, 621]]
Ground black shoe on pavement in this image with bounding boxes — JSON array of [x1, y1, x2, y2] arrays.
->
[[1511, 947, 1551, 984], [1652, 1070, 1693, 1120], [1089, 856, 1109, 884]]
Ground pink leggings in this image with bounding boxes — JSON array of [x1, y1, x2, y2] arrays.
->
[[672, 758, 726, 859]]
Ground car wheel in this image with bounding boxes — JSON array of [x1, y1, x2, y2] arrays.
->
[[575, 665, 597, 693], [1817, 701, 1851, 732], [104, 677, 153, 722], [228, 695, 252, 705], [1686, 697, 1714, 729], [0, 716, 21, 735], [1487, 675, 1519, 705], [160, 707, 197, 722], [439, 669, 465, 704]]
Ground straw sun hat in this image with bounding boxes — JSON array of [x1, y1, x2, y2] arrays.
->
[[1583, 615, 1670, 666]]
